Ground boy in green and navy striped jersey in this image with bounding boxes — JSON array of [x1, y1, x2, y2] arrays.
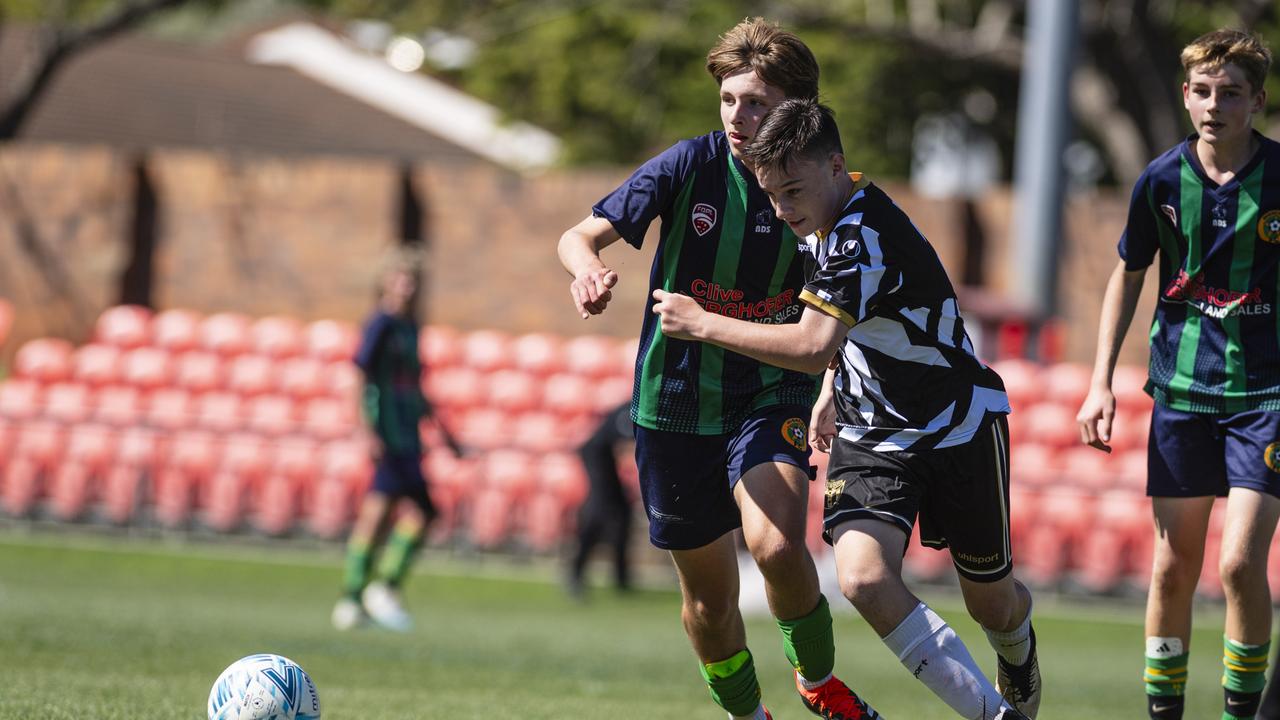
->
[[1078, 29, 1280, 720]]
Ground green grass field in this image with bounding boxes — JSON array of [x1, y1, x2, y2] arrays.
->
[[0, 529, 1245, 719]]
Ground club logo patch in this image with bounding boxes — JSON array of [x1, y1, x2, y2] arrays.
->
[[1265, 442, 1280, 474], [691, 203, 718, 236], [825, 478, 845, 510], [1258, 210, 1280, 244], [781, 417, 807, 452]]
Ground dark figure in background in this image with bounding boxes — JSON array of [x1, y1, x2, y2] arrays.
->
[[567, 403, 635, 598]]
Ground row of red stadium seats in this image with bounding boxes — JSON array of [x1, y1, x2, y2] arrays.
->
[[992, 359, 1153, 414]]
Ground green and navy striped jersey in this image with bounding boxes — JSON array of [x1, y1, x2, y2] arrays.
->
[[1120, 131, 1280, 412], [593, 131, 820, 434], [354, 310, 427, 454]]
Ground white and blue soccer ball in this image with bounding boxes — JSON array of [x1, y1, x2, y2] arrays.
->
[[208, 653, 321, 720]]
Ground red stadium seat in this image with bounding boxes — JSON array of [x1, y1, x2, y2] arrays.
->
[[420, 325, 463, 368], [1112, 365, 1153, 411], [1108, 408, 1150, 454], [467, 488, 514, 549], [1, 456, 41, 516], [14, 338, 74, 383], [1115, 448, 1147, 491], [540, 451, 588, 508], [904, 525, 954, 581], [154, 431, 217, 528], [1016, 402, 1078, 450], [146, 388, 193, 431], [204, 434, 268, 531], [71, 344, 122, 386], [990, 359, 1043, 412], [93, 385, 142, 426], [424, 367, 484, 411], [486, 369, 542, 413], [151, 308, 202, 353], [274, 436, 319, 480], [1008, 442, 1061, 489], [94, 305, 152, 349], [225, 354, 277, 397], [0, 379, 41, 421], [1077, 491, 1151, 593], [255, 471, 301, 536], [245, 394, 297, 436], [1020, 488, 1095, 587], [511, 333, 565, 376], [43, 382, 92, 424], [306, 442, 366, 538], [327, 361, 362, 404], [542, 373, 595, 418], [456, 407, 514, 452], [173, 351, 224, 394], [1056, 445, 1123, 491], [194, 392, 242, 433], [484, 449, 537, 502], [305, 319, 358, 362], [0, 297, 11, 349], [522, 492, 571, 552], [119, 347, 173, 389], [562, 335, 620, 377], [301, 397, 355, 440], [277, 356, 325, 399], [1043, 362, 1092, 410], [593, 376, 632, 413], [100, 427, 158, 524], [511, 411, 569, 453], [199, 312, 252, 356], [615, 338, 639, 377], [462, 330, 513, 372], [48, 425, 114, 520], [250, 315, 304, 358]]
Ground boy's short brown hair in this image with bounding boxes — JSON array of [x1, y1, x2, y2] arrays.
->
[[1181, 28, 1272, 94], [706, 18, 819, 100]]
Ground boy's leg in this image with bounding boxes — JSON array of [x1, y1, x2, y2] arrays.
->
[[1146, 496, 1214, 718], [671, 535, 768, 720], [832, 519, 1012, 718], [333, 491, 393, 629], [959, 575, 1037, 716], [1217, 487, 1280, 719]]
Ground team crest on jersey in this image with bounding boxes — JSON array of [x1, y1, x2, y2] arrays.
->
[[1160, 204, 1178, 227], [825, 478, 845, 510], [1258, 210, 1280, 244], [840, 236, 861, 258], [781, 417, 807, 452], [691, 203, 718, 236], [754, 208, 774, 234], [1265, 442, 1280, 473]]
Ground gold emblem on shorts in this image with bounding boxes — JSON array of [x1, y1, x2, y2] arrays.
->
[[781, 417, 807, 452], [1258, 210, 1280, 244], [825, 478, 845, 510], [1265, 442, 1280, 473]]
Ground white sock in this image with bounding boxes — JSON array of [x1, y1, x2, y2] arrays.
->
[[984, 599, 1033, 667], [797, 670, 832, 691], [883, 602, 1010, 719], [728, 704, 769, 720]]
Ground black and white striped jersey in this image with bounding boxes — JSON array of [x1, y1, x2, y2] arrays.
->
[[799, 178, 1010, 451]]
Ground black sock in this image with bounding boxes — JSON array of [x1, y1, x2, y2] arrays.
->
[[1148, 694, 1184, 720], [1226, 687, 1263, 719]]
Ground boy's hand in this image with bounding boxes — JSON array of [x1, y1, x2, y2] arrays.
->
[[809, 393, 837, 453], [570, 267, 618, 319], [651, 289, 705, 341], [1076, 386, 1116, 453]]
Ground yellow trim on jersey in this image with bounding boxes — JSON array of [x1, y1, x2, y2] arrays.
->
[[800, 288, 856, 327]]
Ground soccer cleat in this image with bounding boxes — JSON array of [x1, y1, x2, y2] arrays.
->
[[994, 707, 1032, 720], [996, 627, 1041, 718], [796, 672, 881, 719], [362, 581, 413, 632], [330, 597, 366, 631]]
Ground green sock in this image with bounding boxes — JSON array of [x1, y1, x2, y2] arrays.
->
[[1145, 652, 1189, 699], [777, 594, 836, 683], [699, 649, 762, 717], [1222, 636, 1269, 719], [376, 525, 422, 587], [341, 541, 372, 600]]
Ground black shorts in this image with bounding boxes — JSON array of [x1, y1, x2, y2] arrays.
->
[[370, 451, 438, 519], [822, 414, 1012, 582]]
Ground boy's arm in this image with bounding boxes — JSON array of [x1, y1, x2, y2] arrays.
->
[[652, 289, 847, 375], [810, 366, 838, 453], [558, 215, 624, 319], [1076, 259, 1147, 452]]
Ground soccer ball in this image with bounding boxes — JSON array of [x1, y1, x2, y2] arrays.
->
[[208, 653, 321, 720]]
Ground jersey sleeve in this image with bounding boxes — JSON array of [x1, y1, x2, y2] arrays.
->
[[1118, 168, 1160, 271], [590, 138, 703, 249], [353, 313, 391, 375], [800, 225, 901, 327]]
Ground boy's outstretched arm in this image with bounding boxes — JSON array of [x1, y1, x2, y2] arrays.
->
[[558, 215, 623, 319], [652, 289, 846, 375], [1076, 259, 1147, 452]]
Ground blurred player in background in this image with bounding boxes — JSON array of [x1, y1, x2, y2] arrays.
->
[[558, 17, 879, 720], [565, 402, 636, 599], [332, 252, 461, 632], [653, 98, 1039, 719], [1076, 28, 1279, 720]]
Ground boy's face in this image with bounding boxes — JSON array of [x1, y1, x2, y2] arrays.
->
[[383, 269, 416, 310], [1183, 62, 1265, 147], [719, 69, 788, 159], [755, 153, 847, 238]]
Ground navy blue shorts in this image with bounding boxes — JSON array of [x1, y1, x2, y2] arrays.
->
[[633, 404, 814, 550], [371, 451, 437, 518], [1148, 404, 1280, 498]]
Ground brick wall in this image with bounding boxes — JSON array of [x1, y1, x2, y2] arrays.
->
[[0, 143, 1152, 369]]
